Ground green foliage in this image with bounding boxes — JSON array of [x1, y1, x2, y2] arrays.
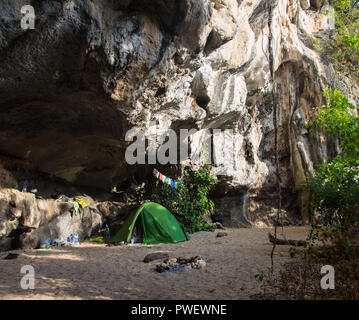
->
[[254, 270, 269, 296], [319, 1, 359, 79], [307, 158, 359, 225], [89, 236, 104, 243], [307, 89, 359, 247], [278, 244, 359, 299], [150, 165, 218, 233], [308, 89, 359, 158], [278, 86, 359, 300], [289, 247, 299, 258]]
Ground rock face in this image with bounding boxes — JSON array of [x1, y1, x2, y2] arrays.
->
[[0, 188, 129, 249], [0, 0, 358, 232]]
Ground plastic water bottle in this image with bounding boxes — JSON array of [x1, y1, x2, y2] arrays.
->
[[74, 234, 79, 245]]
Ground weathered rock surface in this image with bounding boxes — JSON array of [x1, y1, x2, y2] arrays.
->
[[0, 188, 128, 249], [0, 238, 12, 252], [0, 0, 358, 230]]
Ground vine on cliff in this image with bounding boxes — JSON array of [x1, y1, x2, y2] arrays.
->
[[266, 0, 283, 273]]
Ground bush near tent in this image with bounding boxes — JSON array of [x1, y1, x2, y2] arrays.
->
[[151, 166, 217, 233]]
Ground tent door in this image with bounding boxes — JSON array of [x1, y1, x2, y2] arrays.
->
[[132, 218, 144, 243]]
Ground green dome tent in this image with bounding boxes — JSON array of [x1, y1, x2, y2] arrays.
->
[[110, 202, 189, 244]]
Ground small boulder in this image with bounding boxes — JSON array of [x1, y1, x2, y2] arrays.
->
[[4, 253, 18, 260], [177, 257, 191, 264], [143, 252, 169, 263], [192, 258, 206, 269], [216, 232, 228, 237], [215, 222, 225, 230], [155, 263, 170, 273], [163, 257, 177, 265]]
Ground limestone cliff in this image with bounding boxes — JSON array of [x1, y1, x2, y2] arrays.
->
[[0, 0, 358, 246]]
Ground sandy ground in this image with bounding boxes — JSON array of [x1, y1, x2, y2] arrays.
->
[[0, 227, 310, 300]]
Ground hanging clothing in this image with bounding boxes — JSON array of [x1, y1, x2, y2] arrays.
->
[[73, 197, 88, 208], [70, 201, 80, 217], [152, 168, 183, 188]]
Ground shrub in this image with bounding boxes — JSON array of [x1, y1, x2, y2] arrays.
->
[[318, 0, 359, 79], [150, 165, 217, 233], [307, 89, 359, 247]]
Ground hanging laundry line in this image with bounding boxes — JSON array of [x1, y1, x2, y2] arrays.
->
[[153, 168, 184, 188]]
